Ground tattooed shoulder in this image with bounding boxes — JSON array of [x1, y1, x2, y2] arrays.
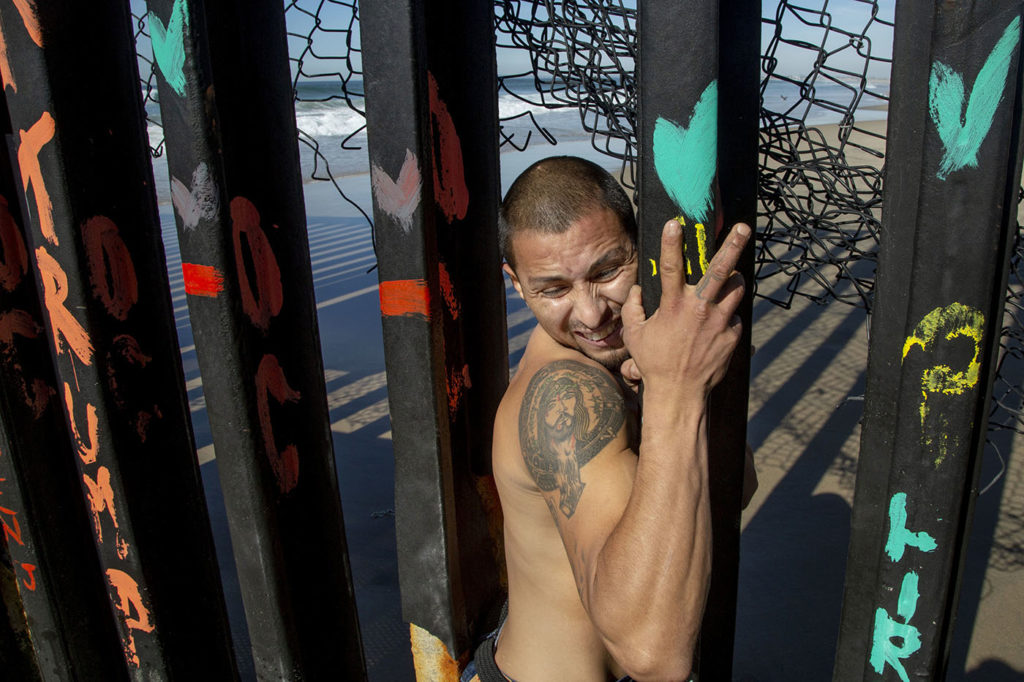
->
[[518, 360, 626, 518]]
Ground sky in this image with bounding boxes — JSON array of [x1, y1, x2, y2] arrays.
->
[[761, 0, 896, 79], [133, 0, 896, 84]]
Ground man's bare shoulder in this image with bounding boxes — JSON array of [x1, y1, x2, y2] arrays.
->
[[496, 332, 627, 477], [498, 347, 633, 518]]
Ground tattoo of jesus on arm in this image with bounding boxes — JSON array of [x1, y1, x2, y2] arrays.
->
[[519, 360, 626, 518]]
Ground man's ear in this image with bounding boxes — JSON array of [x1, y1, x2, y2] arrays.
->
[[503, 263, 524, 299]]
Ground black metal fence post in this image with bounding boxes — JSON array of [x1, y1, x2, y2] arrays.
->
[[0, 0, 237, 676], [834, 4, 1024, 680], [0, 86, 126, 679], [706, 3, 760, 678], [636, 1, 758, 677], [143, 0, 366, 676], [362, 0, 507, 675]]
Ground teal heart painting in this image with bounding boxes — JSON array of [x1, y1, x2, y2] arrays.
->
[[149, 0, 189, 98], [653, 80, 717, 224], [929, 16, 1020, 180]]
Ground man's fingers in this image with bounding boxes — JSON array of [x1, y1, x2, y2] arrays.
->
[[621, 284, 646, 329], [695, 222, 751, 301], [716, 272, 746, 313], [620, 358, 642, 385], [657, 219, 685, 304]]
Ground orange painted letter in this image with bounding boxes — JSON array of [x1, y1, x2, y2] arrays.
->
[[18, 111, 56, 245], [105, 568, 155, 668], [0, 504, 23, 546], [231, 197, 283, 332], [12, 0, 43, 47], [255, 353, 301, 493], [427, 72, 469, 222], [19, 563, 37, 591], [0, 0, 43, 93], [35, 246, 92, 365], [64, 382, 99, 464], [83, 216, 138, 321], [82, 465, 119, 544]]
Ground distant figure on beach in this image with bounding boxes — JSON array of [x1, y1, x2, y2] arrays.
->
[[461, 156, 755, 681]]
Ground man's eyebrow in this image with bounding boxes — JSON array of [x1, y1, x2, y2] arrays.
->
[[525, 246, 634, 289], [588, 246, 633, 272], [526, 273, 569, 289]]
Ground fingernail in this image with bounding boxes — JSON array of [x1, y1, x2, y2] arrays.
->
[[737, 223, 751, 236], [667, 220, 681, 236]]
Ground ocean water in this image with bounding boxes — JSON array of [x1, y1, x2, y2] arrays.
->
[[145, 76, 889, 203]]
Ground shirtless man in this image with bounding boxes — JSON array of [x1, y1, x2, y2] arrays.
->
[[478, 156, 750, 681]]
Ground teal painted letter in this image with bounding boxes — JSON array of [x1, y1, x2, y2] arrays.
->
[[869, 572, 922, 682], [928, 16, 1021, 180], [884, 492, 937, 562], [150, 0, 190, 98]]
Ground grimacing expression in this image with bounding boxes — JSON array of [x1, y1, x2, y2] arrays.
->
[[505, 206, 638, 370]]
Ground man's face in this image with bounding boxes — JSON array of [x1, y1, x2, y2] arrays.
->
[[505, 206, 637, 370]]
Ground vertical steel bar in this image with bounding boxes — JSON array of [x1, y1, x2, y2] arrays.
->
[[637, 0, 720, 296], [703, 2, 759, 678], [362, 0, 506, 675], [423, 0, 508, 644], [142, 0, 366, 676], [0, 0, 237, 676], [0, 88, 126, 680], [637, 0, 757, 677], [834, 3, 1024, 680]]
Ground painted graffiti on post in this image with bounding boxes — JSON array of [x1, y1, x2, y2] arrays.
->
[[228, 195, 306, 493], [370, 149, 423, 234], [149, 0, 190, 98], [862, 14, 1017, 678], [181, 262, 225, 298], [871, 302, 987, 677], [231, 196, 284, 333], [901, 302, 985, 466], [17, 111, 56, 245], [653, 80, 717, 278], [4, 5, 161, 665], [171, 161, 219, 231], [0, 446, 37, 592], [869, 493, 937, 682], [427, 71, 469, 223], [929, 16, 1020, 180]]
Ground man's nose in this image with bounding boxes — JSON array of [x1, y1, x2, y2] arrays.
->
[[573, 289, 607, 329]]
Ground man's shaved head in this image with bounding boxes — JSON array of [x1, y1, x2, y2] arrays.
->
[[499, 156, 637, 269]]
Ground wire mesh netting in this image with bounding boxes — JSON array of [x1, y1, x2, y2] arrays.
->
[[131, 1, 1023, 564]]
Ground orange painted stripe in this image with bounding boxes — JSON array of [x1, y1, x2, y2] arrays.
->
[[380, 279, 430, 319], [182, 263, 225, 297]]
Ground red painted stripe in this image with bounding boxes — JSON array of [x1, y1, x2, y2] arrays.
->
[[379, 279, 430, 319], [182, 263, 225, 297]]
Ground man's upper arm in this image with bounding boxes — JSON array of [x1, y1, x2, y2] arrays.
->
[[518, 359, 636, 599]]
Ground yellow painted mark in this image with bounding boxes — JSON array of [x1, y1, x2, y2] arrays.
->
[[901, 302, 985, 466], [674, 216, 711, 277], [695, 222, 710, 275], [675, 216, 692, 276], [409, 623, 462, 681], [649, 258, 657, 276]]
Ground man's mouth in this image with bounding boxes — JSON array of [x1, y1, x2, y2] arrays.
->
[[574, 318, 623, 346]]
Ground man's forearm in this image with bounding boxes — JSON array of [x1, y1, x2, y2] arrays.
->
[[586, 394, 712, 680]]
